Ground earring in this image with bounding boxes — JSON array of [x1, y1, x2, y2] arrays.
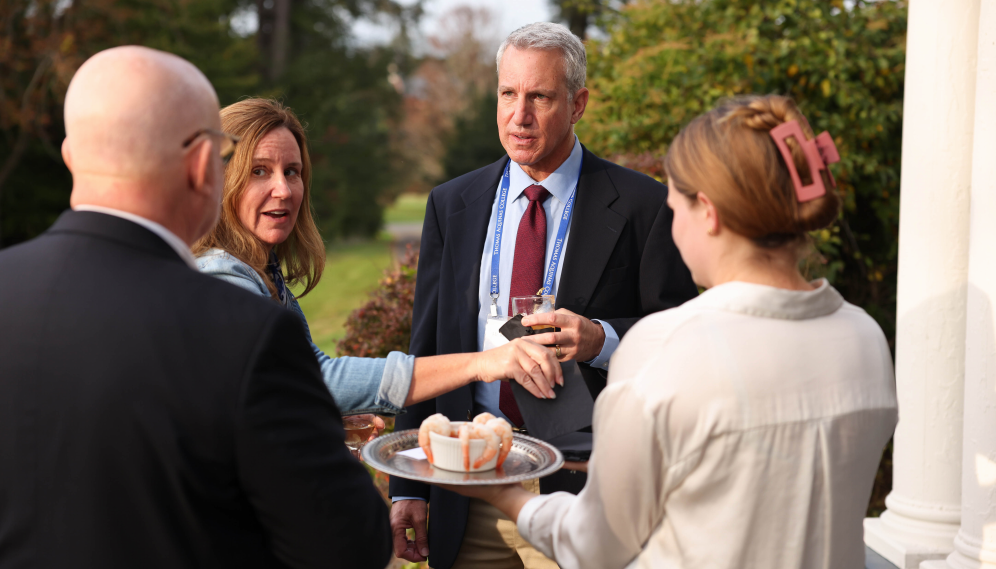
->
[[707, 227, 717, 236]]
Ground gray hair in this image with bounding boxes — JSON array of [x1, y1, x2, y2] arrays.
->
[[496, 22, 587, 100]]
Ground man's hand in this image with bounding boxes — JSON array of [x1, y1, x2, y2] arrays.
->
[[475, 337, 563, 399], [390, 499, 429, 562], [522, 308, 606, 362]]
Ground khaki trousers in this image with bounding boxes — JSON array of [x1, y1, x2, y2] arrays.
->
[[438, 478, 559, 569]]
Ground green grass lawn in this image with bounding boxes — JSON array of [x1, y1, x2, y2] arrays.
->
[[294, 195, 428, 356], [383, 193, 428, 224], [292, 237, 393, 356]]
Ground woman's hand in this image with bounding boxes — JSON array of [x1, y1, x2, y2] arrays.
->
[[562, 461, 588, 473], [436, 482, 538, 523], [521, 308, 606, 362], [437, 482, 516, 502], [346, 414, 385, 442], [475, 338, 563, 399]]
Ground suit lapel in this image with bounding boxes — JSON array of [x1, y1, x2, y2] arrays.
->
[[448, 156, 509, 353], [557, 147, 627, 313]]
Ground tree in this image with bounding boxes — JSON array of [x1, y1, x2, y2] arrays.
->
[[389, 6, 501, 191], [440, 90, 505, 182], [578, 0, 906, 344], [551, 0, 608, 38], [0, 0, 417, 247], [0, 0, 258, 247]]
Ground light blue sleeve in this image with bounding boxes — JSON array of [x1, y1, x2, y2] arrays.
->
[[197, 250, 415, 415], [586, 320, 620, 371], [197, 251, 271, 296], [287, 298, 414, 415]]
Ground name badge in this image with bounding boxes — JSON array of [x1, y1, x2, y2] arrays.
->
[[482, 316, 511, 352]]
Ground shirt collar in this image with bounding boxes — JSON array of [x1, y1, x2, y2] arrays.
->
[[690, 278, 844, 320], [509, 135, 583, 206], [72, 205, 198, 269]]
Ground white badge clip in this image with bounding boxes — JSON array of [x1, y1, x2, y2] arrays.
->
[[483, 296, 508, 352]]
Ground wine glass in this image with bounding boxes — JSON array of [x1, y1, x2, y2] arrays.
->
[[343, 415, 376, 459], [510, 294, 556, 330]]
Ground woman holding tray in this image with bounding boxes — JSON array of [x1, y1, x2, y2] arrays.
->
[[442, 95, 898, 568], [195, 98, 563, 417]]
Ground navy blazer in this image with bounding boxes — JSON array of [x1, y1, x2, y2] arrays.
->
[[391, 146, 697, 569], [0, 211, 391, 569]]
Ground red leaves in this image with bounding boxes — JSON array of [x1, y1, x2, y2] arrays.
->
[[337, 245, 418, 358]]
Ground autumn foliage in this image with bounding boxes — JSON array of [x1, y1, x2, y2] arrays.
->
[[337, 246, 418, 358], [579, 0, 907, 344]]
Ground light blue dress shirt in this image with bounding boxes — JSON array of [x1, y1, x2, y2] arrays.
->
[[471, 136, 619, 422]]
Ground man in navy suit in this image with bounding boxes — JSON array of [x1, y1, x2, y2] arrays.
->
[[389, 23, 698, 569]]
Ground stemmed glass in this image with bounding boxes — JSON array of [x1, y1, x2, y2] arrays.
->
[[343, 415, 376, 459]]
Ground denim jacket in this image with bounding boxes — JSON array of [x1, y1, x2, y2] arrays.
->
[[196, 248, 413, 415]]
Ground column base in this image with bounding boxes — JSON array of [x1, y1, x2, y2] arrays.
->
[[865, 516, 956, 569], [920, 529, 996, 569], [920, 556, 976, 569]]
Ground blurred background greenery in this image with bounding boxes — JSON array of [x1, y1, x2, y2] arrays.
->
[[1, 0, 906, 349], [3, 1, 905, 543]]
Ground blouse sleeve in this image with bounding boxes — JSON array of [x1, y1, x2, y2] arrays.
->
[[285, 293, 415, 416], [516, 380, 672, 569], [198, 251, 415, 416]]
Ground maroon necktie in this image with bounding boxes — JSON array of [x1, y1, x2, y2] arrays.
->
[[499, 184, 550, 427]]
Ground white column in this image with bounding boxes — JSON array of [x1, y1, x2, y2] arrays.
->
[[923, 2, 996, 568], [863, 0, 980, 567]]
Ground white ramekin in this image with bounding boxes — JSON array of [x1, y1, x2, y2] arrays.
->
[[427, 422, 499, 472]]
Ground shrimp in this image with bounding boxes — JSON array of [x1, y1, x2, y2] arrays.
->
[[459, 422, 501, 470], [418, 413, 451, 465], [485, 418, 513, 468], [473, 412, 496, 425]]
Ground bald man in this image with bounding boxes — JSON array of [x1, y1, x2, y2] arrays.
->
[[0, 47, 391, 569]]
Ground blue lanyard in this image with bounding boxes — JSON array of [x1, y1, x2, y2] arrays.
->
[[489, 155, 583, 317]]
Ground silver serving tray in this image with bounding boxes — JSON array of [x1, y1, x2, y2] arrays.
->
[[363, 429, 564, 485]]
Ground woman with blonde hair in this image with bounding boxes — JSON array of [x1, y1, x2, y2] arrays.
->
[[196, 98, 562, 416], [448, 95, 899, 568]]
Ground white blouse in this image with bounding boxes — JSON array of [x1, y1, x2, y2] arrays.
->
[[517, 280, 898, 569]]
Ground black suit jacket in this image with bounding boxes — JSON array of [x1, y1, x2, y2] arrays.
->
[[0, 211, 391, 569], [390, 147, 697, 569]]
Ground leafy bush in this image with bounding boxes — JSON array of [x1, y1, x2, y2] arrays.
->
[[579, 0, 907, 346], [337, 246, 418, 358]]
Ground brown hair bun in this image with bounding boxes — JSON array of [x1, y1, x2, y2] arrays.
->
[[663, 95, 841, 247]]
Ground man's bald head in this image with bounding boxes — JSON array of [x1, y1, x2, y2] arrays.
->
[[64, 46, 225, 244], [65, 46, 219, 180]]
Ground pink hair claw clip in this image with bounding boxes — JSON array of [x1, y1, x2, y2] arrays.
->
[[769, 120, 840, 202]]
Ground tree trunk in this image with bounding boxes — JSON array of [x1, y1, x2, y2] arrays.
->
[[566, 10, 588, 39], [0, 133, 28, 248], [257, 0, 290, 81], [271, 0, 290, 80], [0, 55, 52, 248]]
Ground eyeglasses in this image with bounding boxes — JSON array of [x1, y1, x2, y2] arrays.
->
[[182, 128, 240, 165]]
